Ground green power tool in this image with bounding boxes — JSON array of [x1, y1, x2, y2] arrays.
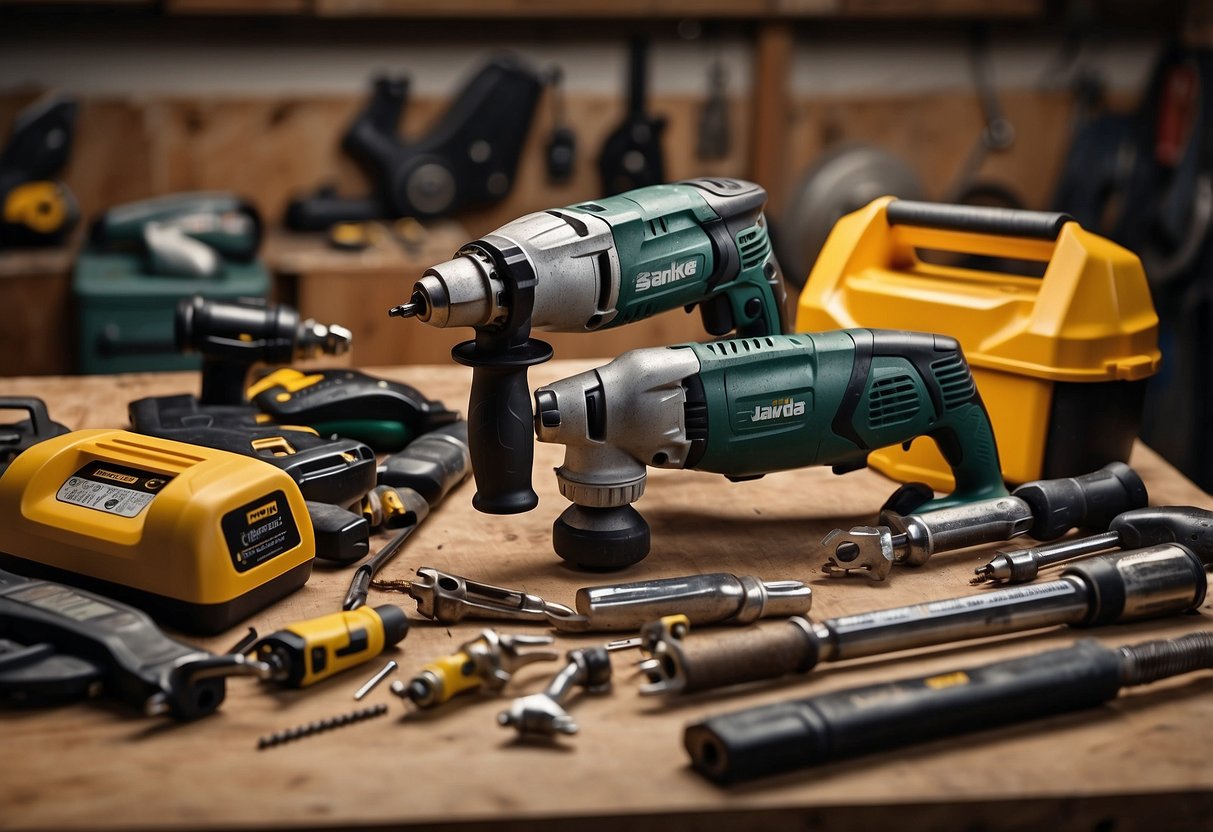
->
[[533, 329, 1008, 569], [389, 177, 788, 515]]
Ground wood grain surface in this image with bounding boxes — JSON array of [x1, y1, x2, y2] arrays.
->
[[1, 365, 1211, 831]]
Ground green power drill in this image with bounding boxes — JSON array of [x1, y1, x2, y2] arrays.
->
[[389, 177, 788, 515], [532, 330, 1008, 569]]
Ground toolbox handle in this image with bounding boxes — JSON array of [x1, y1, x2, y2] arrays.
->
[[887, 200, 1074, 241]]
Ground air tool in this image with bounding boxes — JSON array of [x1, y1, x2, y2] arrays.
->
[[389, 177, 787, 516], [973, 505, 1213, 585], [534, 329, 1007, 569]]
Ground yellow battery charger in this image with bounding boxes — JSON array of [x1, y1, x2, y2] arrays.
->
[[0, 429, 315, 634], [796, 198, 1160, 489]]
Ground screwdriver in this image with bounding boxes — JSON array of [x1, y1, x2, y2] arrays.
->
[[685, 630, 1213, 784], [973, 506, 1213, 585], [251, 606, 409, 688], [819, 463, 1146, 580], [638, 544, 1207, 696]]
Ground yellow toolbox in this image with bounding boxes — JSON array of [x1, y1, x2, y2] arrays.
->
[[796, 198, 1160, 489], [0, 429, 315, 634]]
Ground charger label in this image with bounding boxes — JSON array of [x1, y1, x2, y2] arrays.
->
[[221, 490, 301, 572], [56, 461, 174, 518]]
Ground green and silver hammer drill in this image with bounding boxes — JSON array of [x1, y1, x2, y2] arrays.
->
[[533, 330, 1008, 569], [389, 177, 788, 515]]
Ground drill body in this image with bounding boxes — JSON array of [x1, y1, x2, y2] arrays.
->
[[533, 329, 1008, 569], [393, 177, 787, 514]]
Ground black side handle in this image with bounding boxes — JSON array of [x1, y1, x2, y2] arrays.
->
[[887, 200, 1074, 241]]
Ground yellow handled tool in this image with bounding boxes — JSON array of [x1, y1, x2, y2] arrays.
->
[[252, 605, 409, 688]]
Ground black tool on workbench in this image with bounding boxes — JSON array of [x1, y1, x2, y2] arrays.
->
[[285, 56, 543, 230], [0, 398, 68, 475], [598, 36, 666, 195], [0, 94, 79, 249], [0, 567, 266, 719], [247, 367, 458, 453], [686, 630, 1213, 784], [974, 505, 1213, 585], [174, 294, 352, 407]]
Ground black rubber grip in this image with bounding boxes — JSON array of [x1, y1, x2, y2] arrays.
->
[[377, 420, 470, 506], [452, 343, 550, 515], [305, 502, 370, 564], [1014, 462, 1149, 541], [886, 200, 1074, 241], [1111, 507, 1213, 563], [685, 640, 1121, 784]]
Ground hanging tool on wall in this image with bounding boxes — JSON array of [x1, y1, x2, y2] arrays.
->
[[818, 463, 1147, 580], [544, 66, 576, 184], [696, 50, 730, 161], [390, 630, 557, 709], [89, 193, 262, 280], [0, 398, 69, 475], [498, 645, 612, 740], [285, 56, 544, 231], [389, 177, 787, 518], [0, 94, 79, 249], [973, 505, 1213, 585], [534, 330, 1006, 569], [638, 545, 1207, 697], [598, 36, 666, 195], [685, 630, 1213, 784], [372, 568, 810, 631]]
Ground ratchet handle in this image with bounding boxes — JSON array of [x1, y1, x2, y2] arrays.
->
[[685, 639, 1121, 784], [1015, 462, 1148, 541]]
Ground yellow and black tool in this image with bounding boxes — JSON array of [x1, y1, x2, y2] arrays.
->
[[251, 605, 409, 688], [0, 429, 315, 634], [0, 95, 80, 248], [390, 630, 556, 709]]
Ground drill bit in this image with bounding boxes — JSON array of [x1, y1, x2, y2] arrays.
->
[[256, 703, 388, 750], [354, 660, 399, 700], [388, 291, 426, 319]]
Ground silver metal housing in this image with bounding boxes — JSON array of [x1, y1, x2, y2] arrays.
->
[[534, 346, 701, 508]]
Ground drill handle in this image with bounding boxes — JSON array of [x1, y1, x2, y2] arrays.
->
[[923, 400, 1007, 509], [453, 339, 553, 515]]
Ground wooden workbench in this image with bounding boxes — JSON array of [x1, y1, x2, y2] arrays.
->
[[2, 365, 1211, 832]]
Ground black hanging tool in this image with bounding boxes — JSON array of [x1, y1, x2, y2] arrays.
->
[[598, 37, 666, 195], [0, 94, 79, 249], [285, 56, 544, 230], [544, 66, 576, 184], [0, 398, 69, 475], [696, 55, 730, 161]]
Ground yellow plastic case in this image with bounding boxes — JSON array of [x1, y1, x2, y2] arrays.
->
[[796, 198, 1160, 489], [0, 429, 314, 634]]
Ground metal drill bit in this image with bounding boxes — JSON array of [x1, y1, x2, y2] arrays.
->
[[256, 704, 388, 750], [354, 660, 399, 700], [388, 290, 427, 319]]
